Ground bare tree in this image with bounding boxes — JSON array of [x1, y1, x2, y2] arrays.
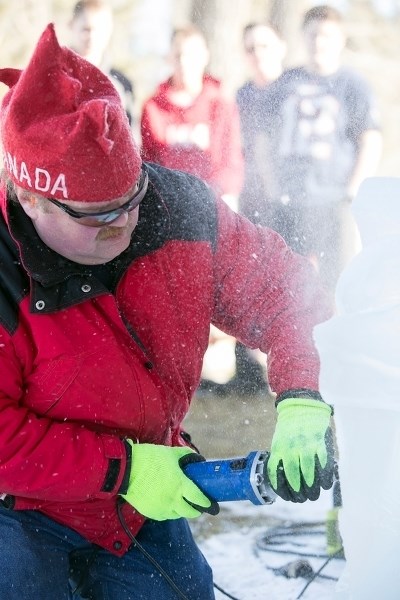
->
[[190, 0, 271, 95], [269, 0, 307, 65]]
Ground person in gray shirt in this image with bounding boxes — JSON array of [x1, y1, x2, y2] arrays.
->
[[263, 5, 382, 299]]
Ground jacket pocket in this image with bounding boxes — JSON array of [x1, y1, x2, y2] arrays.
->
[[24, 354, 84, 415]]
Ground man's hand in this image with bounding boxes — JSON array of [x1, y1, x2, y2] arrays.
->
[[267, 398, 334, 502], [121, 442, 219, 520]]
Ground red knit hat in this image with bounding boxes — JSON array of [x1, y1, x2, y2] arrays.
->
[[0, 23, 141, 202]]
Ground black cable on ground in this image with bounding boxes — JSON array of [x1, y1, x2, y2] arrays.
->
[[211, 518, 345, 599], [213, 582, 241, 600], [255, 520, 345, 559], [254, 519, 345, 598], [296, 548, 344, 599], [117, 501, 345, 600]]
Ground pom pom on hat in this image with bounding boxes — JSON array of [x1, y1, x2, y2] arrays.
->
[[0, 23, 141, 202]]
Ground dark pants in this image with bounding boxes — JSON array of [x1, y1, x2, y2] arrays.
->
[[0, 506, 214, 599], [234, 341, 267, 392]]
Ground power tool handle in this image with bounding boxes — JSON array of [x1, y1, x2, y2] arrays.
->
[[183, 451, 273, 504]]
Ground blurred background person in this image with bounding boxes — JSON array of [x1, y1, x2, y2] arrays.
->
[[221, 22, 287, 397], [237, 21, 286, 225], [140, 24, 244, 210], [264, 5, 382, 300], [140, 24, 244, 398], [69, 0, 135, 126]]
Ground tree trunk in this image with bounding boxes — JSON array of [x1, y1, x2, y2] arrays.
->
[[269, 0, 307, 65], [190, 0, 266, 95]]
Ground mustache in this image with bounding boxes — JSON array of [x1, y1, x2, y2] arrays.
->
[[96, 226, 126, 241]]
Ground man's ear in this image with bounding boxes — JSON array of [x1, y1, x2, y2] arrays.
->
[[17, 192, 40, 220]]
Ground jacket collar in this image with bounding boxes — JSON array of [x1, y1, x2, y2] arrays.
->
[[4, 168, 171, 312]]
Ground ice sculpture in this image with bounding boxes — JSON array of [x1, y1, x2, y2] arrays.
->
[[314, 177, 400, 599]]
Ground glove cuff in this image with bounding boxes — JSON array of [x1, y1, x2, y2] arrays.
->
[[276, 389, 333, 414], [276, 388, 323, 405], [118, 439, 133, 495], [277, 396, 333, 416]]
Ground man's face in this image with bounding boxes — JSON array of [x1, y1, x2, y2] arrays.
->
[[302, 19, 345, 73], [243, 25, 286, 80], [170, 33, 209, 86], [69, 8, 113, 65], [18, 185, 140, 265]]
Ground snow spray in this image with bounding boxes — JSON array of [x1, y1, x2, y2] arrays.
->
[[314, 177, 400, 599]]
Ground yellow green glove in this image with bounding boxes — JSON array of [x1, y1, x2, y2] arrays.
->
[[121, 441, 219, 520], [267, 396, 334, 503]]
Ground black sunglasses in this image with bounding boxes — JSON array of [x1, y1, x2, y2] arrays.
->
[[46, 169, 148, 227], [245, 43, 271, 54]]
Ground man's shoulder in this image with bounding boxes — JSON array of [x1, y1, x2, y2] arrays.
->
[[333, 66, 374, 94], [145, 162, 218, 248], [109, 68, 134, 94], [236, 80, 254, 98], [142, 80, 173, 110], [236, 80, 269, 103], [276, 66, 306, 84], [203, 74, 221, 88], [267, 67, 306, 98], [147, 162, 211, 191], [201, 75, 235, 107], [146, 163, 217, 217], [273, 65, 375, 100]]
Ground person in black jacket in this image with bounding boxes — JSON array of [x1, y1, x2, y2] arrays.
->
[[69, 0, 135, 126]]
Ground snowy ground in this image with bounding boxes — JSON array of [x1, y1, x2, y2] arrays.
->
[[186, 340, 345, 599], [191, 488, 345, 600]]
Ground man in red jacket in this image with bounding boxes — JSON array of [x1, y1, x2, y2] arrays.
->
[[140, 24, 244, 211], [0, 24, 334, 599]]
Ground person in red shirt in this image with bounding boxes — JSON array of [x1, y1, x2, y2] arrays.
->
[[141, 24, 244, 397], [140, 24, 244, 210]]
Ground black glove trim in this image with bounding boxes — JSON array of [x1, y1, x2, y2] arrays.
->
[[178, 452, 206, 469], [0, 495, 15, 510], [276, 389, 334, 415], [117, 439, 133, 495], [101, 458, 122, 493], [184, 496, 220, 516], [272, 428, 335, 503], [179, 452, 220, 516]]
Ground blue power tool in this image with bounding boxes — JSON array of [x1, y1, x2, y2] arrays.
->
[[183, 450, 277, 505]]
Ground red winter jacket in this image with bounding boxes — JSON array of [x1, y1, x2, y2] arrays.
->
[[141, 75, 244, 196], [0, 163, 330, 555]]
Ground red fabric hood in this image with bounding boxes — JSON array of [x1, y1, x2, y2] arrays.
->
[[151, 74, 222, 109]]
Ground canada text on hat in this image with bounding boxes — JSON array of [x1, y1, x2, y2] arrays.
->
[[0, 23, 141, 202]]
